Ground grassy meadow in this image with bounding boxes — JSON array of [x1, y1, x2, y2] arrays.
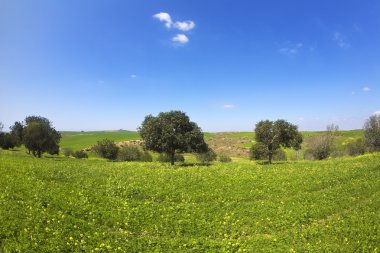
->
[[0, 148, 379, 252]]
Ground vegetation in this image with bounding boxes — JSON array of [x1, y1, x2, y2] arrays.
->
[[157, 153, 185, 163], [117, 146, 153, 162], [23, 116, 61, 157], [218, 154, 232, 163], [93, 139, 119, 160], [306, 124, 339, 160], [72, 150, 88, 159], [254, 119, 302, 163], [139, 111, 208, 165], [0, 150, 379, 252], [364, 114, 380, 152]]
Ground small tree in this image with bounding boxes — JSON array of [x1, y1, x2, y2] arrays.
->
[[364, 115, 380, 152], [23, 116, 61, 157], [93, 139, 119, 160], [306, 124, 339, 160], [139, 111, 208, 165], [254, 119, 302, 164], [9, 121, 24, 147]]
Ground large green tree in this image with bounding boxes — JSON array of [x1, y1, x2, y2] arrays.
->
[[364, 114, 380, 151], [254, 119, 302, 164], [23, 116, 61, 157], [9, 121, 24, 147], [139, 111, 208, 165]]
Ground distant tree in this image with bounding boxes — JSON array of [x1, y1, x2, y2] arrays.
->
[[23, 116, 61, 158], [254, 119, 302, 164], [346, 138, 366, 156], [0, 133, 16, 150], [364, 115, 380, 152], [139, 111, 208, 165], [93, 139, 119, 160], [306, 124, 339, 160], [9, 121, 24, 147]]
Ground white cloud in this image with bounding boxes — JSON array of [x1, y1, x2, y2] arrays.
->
[[223, 104, 234, 109], [373, 111, 380, 115], [174, 21, 195, 31], [130, 74, 137, 79], [153, 12, 172, 28], [279, 43, 303, 55], [363, 86, 371, 92], [172, 34, 189, 44], [333, 32, 350, 49]]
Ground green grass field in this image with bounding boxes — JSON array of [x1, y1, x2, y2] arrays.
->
[[0, 149, 379, 252]]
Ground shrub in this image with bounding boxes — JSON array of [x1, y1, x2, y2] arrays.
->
[[346, 138, 366, 156], [306, 135, 334, 160], [250, 143, 286, 161], [219, 154, 232, 163], [0, 133, 16, 150], [196, 149, 217, 163], [117, 146, 152, 162], [157, 153, 185, 163], [93, 139, 119, 160], [73, 150, 88, 159], [140, 151, 153, 162], [63, 148, 74, 157], [273, 148, 286, 161]]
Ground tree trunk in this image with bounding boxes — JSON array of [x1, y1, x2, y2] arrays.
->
[[268, 151, 273, 164], [170, 150, 175, 165]]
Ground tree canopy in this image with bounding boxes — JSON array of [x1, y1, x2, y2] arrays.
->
[[254, 119, 302, 164], [23, 116, 61, 157], [139, 111, 208, 165], [364, 115, 380, 152]]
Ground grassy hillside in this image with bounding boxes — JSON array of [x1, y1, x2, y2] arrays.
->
[[0, 150, 379, 252]]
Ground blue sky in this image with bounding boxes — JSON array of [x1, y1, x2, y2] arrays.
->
[[1, 0, 379, 132]]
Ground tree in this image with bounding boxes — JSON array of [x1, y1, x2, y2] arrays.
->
[[9, 121, 24, 147], [364, 115, 380, 152], [23, 116, 61, 157], [139, 111, 208, 165], [254, 119, 302, 164], [306, 124, 339, 160]]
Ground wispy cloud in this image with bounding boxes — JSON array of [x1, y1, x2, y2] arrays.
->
[[172, 34, 189, 44], [279, 43, 303, 56], [333, 32, 350, 49], [363, 86, 371, 92], [174, 21, 195, 31], [223, 104, 235, 109], [153, 12, 172, 28]]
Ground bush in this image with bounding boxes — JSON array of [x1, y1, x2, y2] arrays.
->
[[117, 146, 153, 162], [73, 150, 88, 159], [196, 149, 217, 163], [93, 139, 119, 160], [250, 142, 267, 160], [219, 154, 232, 163], [250, 143, 286, 161], [63, 148, 74, 157], [0, 133, 16, 150], [346, 138, 366, 156], [306, 135, 334, 160], [157, 153, 185, 163]]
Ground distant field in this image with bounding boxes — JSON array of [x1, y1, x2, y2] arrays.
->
[[0, 150, 379, 252]]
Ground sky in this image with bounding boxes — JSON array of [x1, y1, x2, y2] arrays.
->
[[1, 0, 379, 132]]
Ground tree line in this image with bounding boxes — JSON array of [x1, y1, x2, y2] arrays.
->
[[1, 112, 380, 164]]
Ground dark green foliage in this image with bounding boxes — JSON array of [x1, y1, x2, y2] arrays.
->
[[250, 143, 286, 161], [117, 145, 153, 162], [157, 153, 185, 163], [254, 119, 302, 164], [73, 150, 88, 159], [93, 139, 119, 160], [139, 111, 208, 165], [9, 121, 24, 147], [23, 116, 61, 158], [346, 138, 366, 156], [196, 148, 217, 163], [364, 115, 380, 151], [219, 154, 232, 163], [0, 133, 16, 150]]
